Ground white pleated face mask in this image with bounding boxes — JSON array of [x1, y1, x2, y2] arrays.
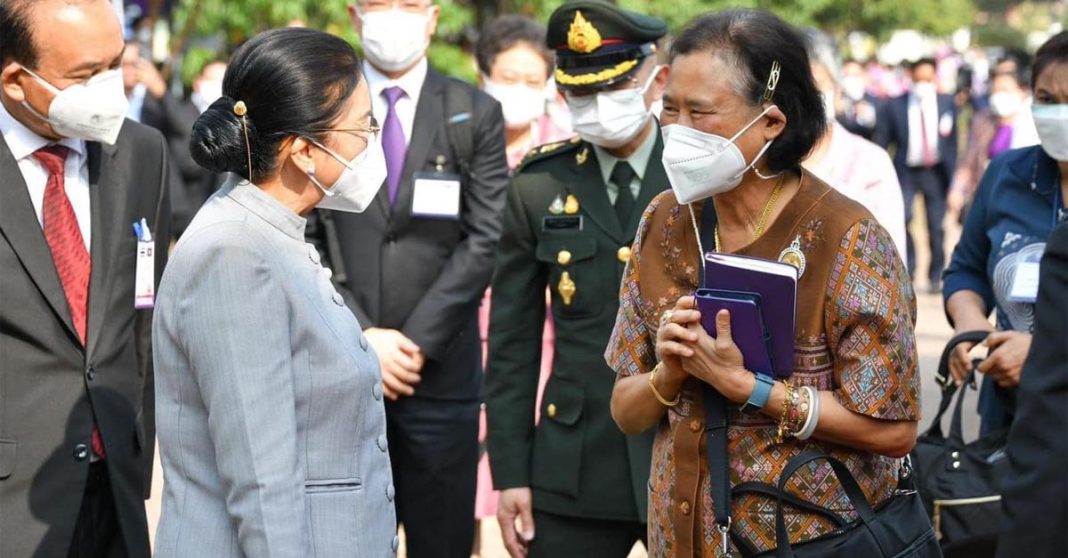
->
[[1033, 104, 1068, 162], [359, 8, 431, 73], [565, 66, 662, 148], [20, 66, 129, 145], [307, 135, 388, 213], [661, 105, 776, 204]]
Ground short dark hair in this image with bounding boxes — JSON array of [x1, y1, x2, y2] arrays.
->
[[1032, 31, 1068, 91], [190, 28, 362, 182], [669, 9, 826, 173], [476, 15, 553, 79], [910, 58, 937, 73], [0, 0, 37, 67]]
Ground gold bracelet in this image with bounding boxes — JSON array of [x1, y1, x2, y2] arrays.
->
[[648, 363, 681, 407], [776, 381, 795, 444]]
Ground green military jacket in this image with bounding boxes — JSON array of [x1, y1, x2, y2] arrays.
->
[[485, 132, 666, 522]]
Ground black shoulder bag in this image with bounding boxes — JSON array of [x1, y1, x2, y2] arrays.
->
[[910, 330, 1008, 558], [697, 200, 940, 557]]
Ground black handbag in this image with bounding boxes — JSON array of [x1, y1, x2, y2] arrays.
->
[[911, 330, 1010, 558], [726, 451, 941, 557]]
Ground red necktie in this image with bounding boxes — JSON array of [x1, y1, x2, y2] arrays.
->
[[918, 103, 935, 167], [34, 145, 105, 459]]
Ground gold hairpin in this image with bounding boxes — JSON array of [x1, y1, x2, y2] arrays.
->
[[762, 61, 781, 103], [234, 100, 253, 181]]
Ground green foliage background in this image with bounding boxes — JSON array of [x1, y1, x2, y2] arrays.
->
[[171, 0, 985, 84]]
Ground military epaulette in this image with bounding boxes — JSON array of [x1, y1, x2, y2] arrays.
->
[[515, 137, 583, 172]]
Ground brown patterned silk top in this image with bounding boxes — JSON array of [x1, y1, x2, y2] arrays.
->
[[606, 171, 920, 556]]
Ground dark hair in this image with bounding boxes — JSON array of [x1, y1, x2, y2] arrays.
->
[[476, 15, 553, 79], [669, 9, 826, 173], [0, 0, 37, 67], [1032, 31, 1068, 91], [910, 58, 937, 73], [190, 28, 362, 182]]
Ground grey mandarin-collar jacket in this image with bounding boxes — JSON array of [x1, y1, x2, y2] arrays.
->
[[152, 181, 397, 557]]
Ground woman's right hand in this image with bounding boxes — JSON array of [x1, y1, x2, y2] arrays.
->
[[655, 296, 702, 379], [949, 324, 995, 384]]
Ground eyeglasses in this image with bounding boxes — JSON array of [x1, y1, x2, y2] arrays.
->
[[358, 0, 430, 13], [307, 117, 382, 144]]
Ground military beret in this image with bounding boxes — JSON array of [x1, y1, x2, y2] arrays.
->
[[546, 0, 668, 90]]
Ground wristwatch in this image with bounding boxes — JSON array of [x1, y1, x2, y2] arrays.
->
[[742, 373, 775, 413]]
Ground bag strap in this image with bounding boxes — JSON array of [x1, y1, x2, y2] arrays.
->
[[926, 330, 989, 440], [732, 482, 848, 527], [697, 199, 734, 549], [442, 78, 475, 179], [773, 451, 886, 558]]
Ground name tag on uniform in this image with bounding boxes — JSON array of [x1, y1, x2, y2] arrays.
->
[[132, 218, 154, 309], [542, 215, 583, 232], [411, 171, 461, 219]]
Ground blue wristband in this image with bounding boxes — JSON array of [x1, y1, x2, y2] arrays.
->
[[742, 373, 774, 413]]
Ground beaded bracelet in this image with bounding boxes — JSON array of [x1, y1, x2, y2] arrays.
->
[[789, 386, 811, 435], [776, 381, 796, 443]]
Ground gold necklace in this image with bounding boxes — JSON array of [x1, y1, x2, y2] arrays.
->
[[714, 173, 786, 252]]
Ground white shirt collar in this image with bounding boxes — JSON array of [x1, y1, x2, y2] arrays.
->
[[593, 118, 659, 185], [363, 58, 429, 106], [0, 99, 86, 161]]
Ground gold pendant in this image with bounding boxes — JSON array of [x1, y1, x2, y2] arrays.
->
[[564, 194, 580, 214], [558, 271, 576, 305], [778, 235, 806, 278], [548, 194, 565, 215]]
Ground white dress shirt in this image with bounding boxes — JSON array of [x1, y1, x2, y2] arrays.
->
[[592, 119, 658, 204], [0, 102, 90, 250], [127, 83, 148, 123], [906, 90, 941, 167], [363, 58, 429, 148]]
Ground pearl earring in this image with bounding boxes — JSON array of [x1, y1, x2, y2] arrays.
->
[[307, 165, 316, 176]]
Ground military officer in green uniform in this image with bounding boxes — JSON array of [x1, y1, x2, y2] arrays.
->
[[485, 2, 669, 556]]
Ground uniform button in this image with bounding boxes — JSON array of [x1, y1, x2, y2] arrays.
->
[[557, 250, 572, 265], [321, 267, 333, 280], [392, 536, 399, 552], [359, 334, 368, 351], [617, 246, 632, 263], [307, 245, 321, 265], [546, 403, 557, 418], [86, 367, 96, 382], [332, 292, 345, 306], [73, 444, 90, 461], [386, 484, 395, 502], [689, 419, 701, 433], [679, 501, 691, 516], [372, 382, 383, 401], [376, 434, 388, 452]]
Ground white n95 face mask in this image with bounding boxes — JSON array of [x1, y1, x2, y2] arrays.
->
[[565, 66, 661, 148], [661, 105, 776, 204], [359, 9, 431, 73], [307, 136, 388, 213], [1033, 104, 1068, 162], [20, 66, 129, 145], [482, 77, 546, 128]]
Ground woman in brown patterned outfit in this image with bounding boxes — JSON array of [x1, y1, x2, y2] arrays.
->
[[606, 11, 921, 557]]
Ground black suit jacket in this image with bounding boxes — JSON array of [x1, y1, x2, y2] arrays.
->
[[997, 223, 1068, 557], [875, 93, 958, 185], [0, 120, 171, 557], [318, 68, 508, 400]]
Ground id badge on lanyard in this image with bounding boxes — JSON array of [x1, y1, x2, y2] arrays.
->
[[132, 218, 155, 309]]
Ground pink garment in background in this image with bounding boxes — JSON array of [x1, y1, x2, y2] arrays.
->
[[475, 107, 572, 520]]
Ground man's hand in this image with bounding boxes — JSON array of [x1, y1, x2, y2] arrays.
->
[[364, 328, 424, 400], [978, 331, 1032, 388], [497, 487, 535, 558], [949, 322, 995, 385]]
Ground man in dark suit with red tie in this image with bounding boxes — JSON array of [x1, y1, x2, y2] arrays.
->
[[876, 58, 959, 292], [0, 1, 171, 556]]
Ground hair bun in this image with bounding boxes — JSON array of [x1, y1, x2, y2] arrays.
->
[[189, 96, 257, 176]]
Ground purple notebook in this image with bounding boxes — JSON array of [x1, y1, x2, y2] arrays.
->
[[701, 253, 797, 379], [696, 289, 774, 376]]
